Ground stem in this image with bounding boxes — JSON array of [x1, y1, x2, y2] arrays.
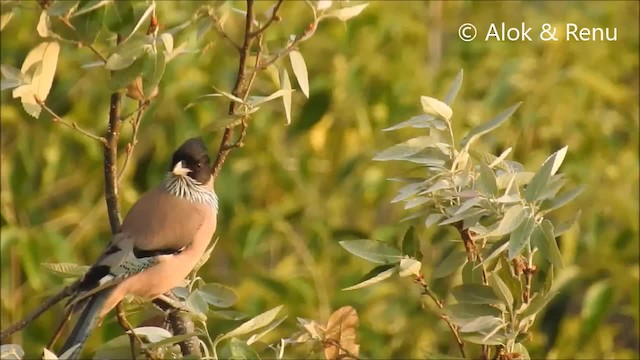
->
[[35, 96, 107, 144], [415, 275, 466, 358], [249, 0, 284, 37], [117, 101, 148, 184], [210, 0, 256, 179]]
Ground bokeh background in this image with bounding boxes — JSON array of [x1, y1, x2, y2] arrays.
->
[[1, 1, 638, 358]]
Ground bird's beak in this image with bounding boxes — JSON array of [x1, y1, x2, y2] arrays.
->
[[172, 161, 191, 176]]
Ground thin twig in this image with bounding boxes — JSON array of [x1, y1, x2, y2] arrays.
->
[[254, 13, 319, 71], [116, 302, 157, 360], [415, 275, 466, 358], [249, 0, 284, 37], [0, 281, 79, 340], [117, 101, 148, 184], [324, 339, 360, 360], [210, 0, 256, 179], [35, 96, 107, 144], [211, 13, 242, 52], [56, 16, 108, 63]]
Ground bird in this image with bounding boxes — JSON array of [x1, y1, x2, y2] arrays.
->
[[59, 137, 218, 357]]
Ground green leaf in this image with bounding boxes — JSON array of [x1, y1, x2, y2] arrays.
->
[[220, 305, 284, 341], [424, 213, 444, 228], [339, 239, 402, 264], [484, 204, 525, 238], [451, 284, 501, 304], [71, 2, 105, 45], [580, 280, 613, 345], [47, 1, 79, 16], [122, 2, 155, 43], [508, 213, 535, 260], [109, 55, 145, 92], [455, 197, 482, 216], [489, 274, 514, 312], [420, 96, 453, 121], [401, 226, 422, 259], [373, 136, 437, 161], [342, 264, 397, 291], [432, 248, 467, 279], [142, 50, 166, 98], [280, 67, 292, 124], [462, 260, 484, 285], [439, 208, 488, 226], [105, 34, 151, 70], [541, 185, 585, 214], [199, 283, 237, 308], [325, 3, 369, 21], [104, 0, 134, 34], [461, 333, 503, 345], [247, 316, 287, 345], [524, 147, 568, 202], [458, 316, 502, 333], [186, 290, 209, 316], [382, 114, 447, 132], [247, 89, 295, 107], [519, 291, 558, 322], [480, 237, 509, 266], [477, 161, 498, 195], [541, 220, 563, 269], [289, 50, 309, 98], [553, 209, 581, 237], [460, 102, 522, 150], [228, 338, 261, 360], [443, 69, 463, 105], [513, 343, 531, 359], [444, 303, 502, 323]]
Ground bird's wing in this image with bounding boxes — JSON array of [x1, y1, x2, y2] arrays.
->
[[72, 186, 211, 304]]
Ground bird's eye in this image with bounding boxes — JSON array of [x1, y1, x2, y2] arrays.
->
[[196, 162, 202, 168]]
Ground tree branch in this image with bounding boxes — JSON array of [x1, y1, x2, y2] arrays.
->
[[35, 96, 107, 144], [210, 0, 256, 179], [0, 281, 79, 341], [249, 0, 284, 37], [415, 274, 466, 358], [117, 101, 148, 184]]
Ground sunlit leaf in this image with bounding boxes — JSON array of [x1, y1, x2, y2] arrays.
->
[[289, 50, 309, 98], [420, 96, 453, 121], [382, 114, 447, 132], [458, 316, 502, 333], [398, 257, 421, 277], [325, 3, 369, 21], [281, 67, 292, 124], [460, 102, 522, 150], [342, 264, 397, 291], [489, 274, 514, 312], [339, 239, 402, 264], [220, 305, 284, 340], [508, 213, 535, 260], [484, 204, 525, 238], [524, 147, 568, 202], [443, 69, 463, 105], [373, 136, 437, 161], [477, 161, 498, 195]]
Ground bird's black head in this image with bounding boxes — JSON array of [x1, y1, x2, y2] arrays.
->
[[169, 137, 212, 184]]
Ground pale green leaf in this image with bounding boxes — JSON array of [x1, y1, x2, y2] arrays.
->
[[451, 284, 501, 304], [541, 185, 585, 214], [289, 50, 309, 98], [229, 338, 261, 359], [477, 161, 498, 195], [432, 248, 467, 278], [325, 3, 369, 21], [489, 275, 514, 312], [398, 257, 421, 277], [220, 305, 284, 340], [160, 33, 173, 55], [420, 96, 453, 121], [460, 102, 522, 149], [541, 220, 563, 269], [339, 239, 402, 264], [373, 136, 437, 161], [508, 213, 535, 260], [199, 283, 237, 308], [458, 316, 502, 333], [281, 67, 292, 124], [443, 69, 463, 105], [444, 303, 502, 323], [484, 204, 525, 238], [382, 114, 447, 132], [524, 147, 568, 202], [122, 2, 155, 43], [186, 290, 209, 316], [342, 264, 397, 291]]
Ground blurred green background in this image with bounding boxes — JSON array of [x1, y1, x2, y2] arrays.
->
[[1, 1, 638, 358]]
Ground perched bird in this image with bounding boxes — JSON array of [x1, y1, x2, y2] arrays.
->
[[59, 137, 218, 357]]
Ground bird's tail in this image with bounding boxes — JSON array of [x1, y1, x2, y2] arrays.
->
[[59, 289, 112, 359]]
